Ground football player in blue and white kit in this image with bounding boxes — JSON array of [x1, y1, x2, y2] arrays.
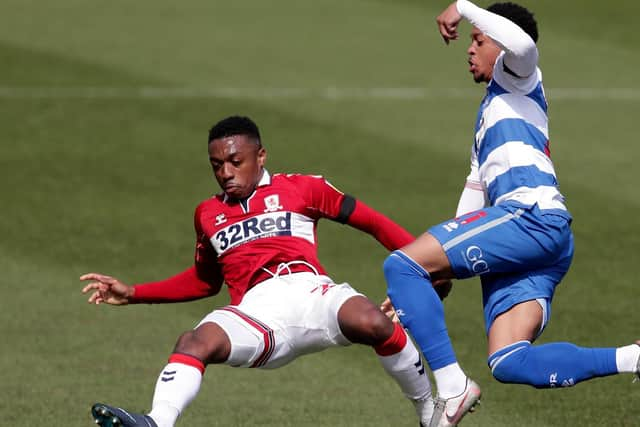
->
[[382, 1, 640, 425]]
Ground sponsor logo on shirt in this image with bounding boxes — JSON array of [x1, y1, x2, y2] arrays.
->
[[211, 211, 292, 253]]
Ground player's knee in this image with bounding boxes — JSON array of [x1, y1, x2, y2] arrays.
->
[[339, 297, 393, 345], [383, 251, 408, 294], [174, 324, 230, 364], [174, 330, 202, 355], [351, 311, 393, 345], [364, 309, 394, 344], [383, 251, 402, 277]]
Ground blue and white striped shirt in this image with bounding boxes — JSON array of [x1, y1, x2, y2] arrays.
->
[[468, 52, 569, 215]]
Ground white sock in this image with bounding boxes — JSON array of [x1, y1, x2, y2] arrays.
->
[[615, 344, 640, 373], [433, 362, 467, 399], [147, 362, 203, 427], [377, 338, 432, 401], [377, 335, 434, 424]]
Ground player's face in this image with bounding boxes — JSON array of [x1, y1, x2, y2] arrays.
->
[[208, 135, 266, 199], [467, 27, 502, 83]]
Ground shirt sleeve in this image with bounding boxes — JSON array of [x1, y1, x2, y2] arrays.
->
[[130, 265, 220, 303], [456, 0, 538, 78], [129, 204, 223, 303], [455, 185, 486, 217], [294, 174, 347, 219], [346, 199, 415, 251], [456, 147, 486, 216], [296, 174, 414, 250]]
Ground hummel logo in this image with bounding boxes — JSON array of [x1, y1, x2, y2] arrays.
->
[[161, 370, 176, 382], [310, 284, 336, 295], [215, 213, 227, 225], [395, 309, 405, 317]]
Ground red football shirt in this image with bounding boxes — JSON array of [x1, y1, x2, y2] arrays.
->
[[132, 171, 414, 305]]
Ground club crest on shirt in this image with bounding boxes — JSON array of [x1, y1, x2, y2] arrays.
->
[[263, 194, 283, 213], [215, 213, 227, 225]]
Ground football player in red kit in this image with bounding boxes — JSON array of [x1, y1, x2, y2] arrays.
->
[[81, 116, 437, 427]]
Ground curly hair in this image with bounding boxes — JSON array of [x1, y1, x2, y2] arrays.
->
[[487, 2, 538, 42], [208, 116, 262, 146]]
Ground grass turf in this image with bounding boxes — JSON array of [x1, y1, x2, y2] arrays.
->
[[0, 1, 638, 426]]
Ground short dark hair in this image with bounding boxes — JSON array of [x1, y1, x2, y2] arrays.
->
[[208, 115, 262, 146], [487, 2, 538, 43]]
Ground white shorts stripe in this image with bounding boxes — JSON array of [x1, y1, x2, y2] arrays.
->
[[442, 208, 524, 251]]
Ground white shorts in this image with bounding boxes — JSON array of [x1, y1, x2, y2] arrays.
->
[[197, 272, 363, 369]]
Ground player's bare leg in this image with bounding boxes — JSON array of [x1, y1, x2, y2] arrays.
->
[[337, 295, 436, 425], [487, 300, 542, 355], [92, 323, 230, 427]]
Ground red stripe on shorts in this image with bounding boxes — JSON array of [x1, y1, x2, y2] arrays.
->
[[220, 306, 275, 368]]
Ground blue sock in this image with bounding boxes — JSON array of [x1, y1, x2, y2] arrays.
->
[[383, 251, 457, 370], [488, 341, 618, 388]]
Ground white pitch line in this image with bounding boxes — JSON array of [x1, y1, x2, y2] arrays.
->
[[0, 87, 639, 100]]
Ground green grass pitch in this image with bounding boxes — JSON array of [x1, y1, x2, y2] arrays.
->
[[0, 0, 638, 426]]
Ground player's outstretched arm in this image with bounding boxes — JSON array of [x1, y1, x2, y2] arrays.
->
[[81, 273, 134, 305]]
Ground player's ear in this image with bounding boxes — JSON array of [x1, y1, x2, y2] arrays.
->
[[257, 147, 267, 167]]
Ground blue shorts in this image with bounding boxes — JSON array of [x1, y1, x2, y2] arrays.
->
[[428, 203, 574, 334]]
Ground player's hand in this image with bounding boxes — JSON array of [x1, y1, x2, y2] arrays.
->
[[80, 273, 134, 305], [380, 297, 400, 323], [436, 2, 463, 44], [433, 279, 453, 300]]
